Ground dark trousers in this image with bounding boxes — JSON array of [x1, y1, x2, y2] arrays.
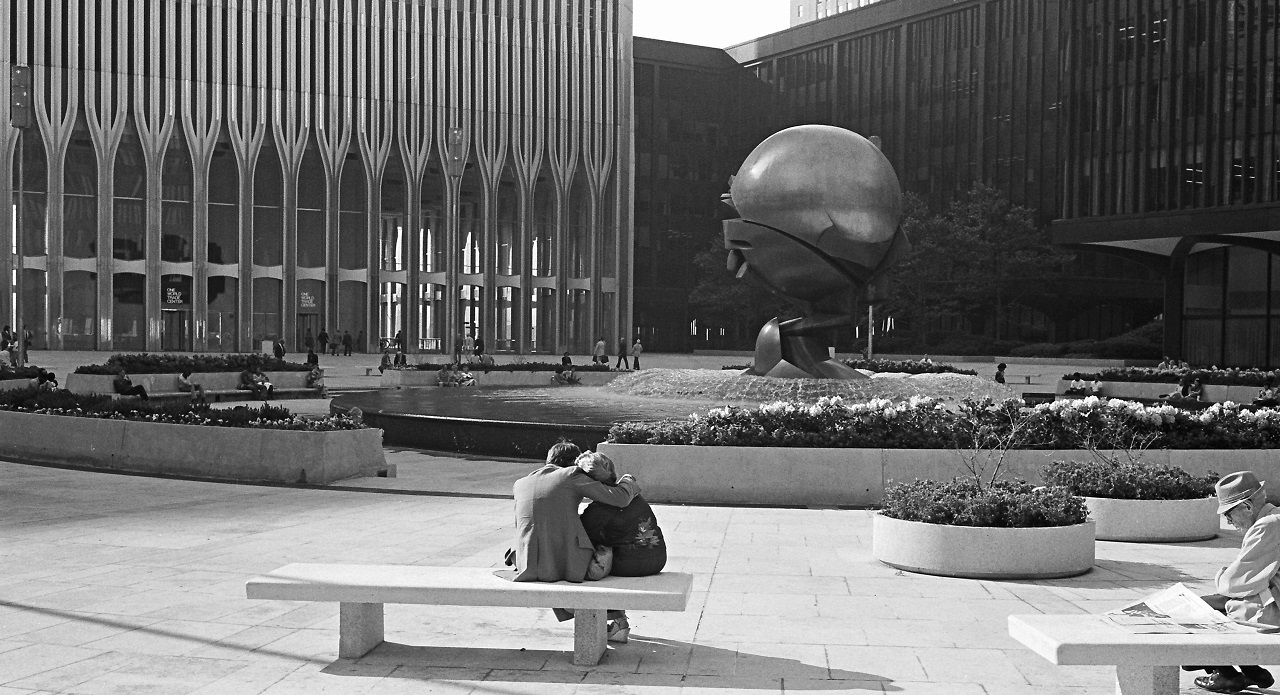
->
[[615, 355, 627, 369], [1195, 594, 1267, 674], [118, 385, 148, 400]]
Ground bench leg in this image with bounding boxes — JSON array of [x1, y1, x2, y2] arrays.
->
[[572, 608, 607, 666], [338, 602, 384, 659], [1115, 665, 1179, 695]]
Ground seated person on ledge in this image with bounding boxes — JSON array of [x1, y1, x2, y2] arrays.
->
[[1087, 378, 1102, 397], [552, 364, 580, 385], [113, 369, 149, 400], [437, 364, 457, 387], [1064, 376, 1088, 396], [305, 365, 326, 395], [177, 370, 208, 404], [1162, 375, 1201, 403], [1254, 380, 1280, 408], [1184, 471, 1279, 693], [455, 365, 476, 387], [237, 365, 273, 400]]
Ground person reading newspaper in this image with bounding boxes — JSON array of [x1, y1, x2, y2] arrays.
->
[[1184, 471, 1279, 693]]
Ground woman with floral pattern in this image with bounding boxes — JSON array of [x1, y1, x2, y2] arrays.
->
[[578, 452, 668, 643]]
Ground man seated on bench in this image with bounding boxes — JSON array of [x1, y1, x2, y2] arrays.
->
[[1064, 375, 1089, 396], [1184, 471, 1280, 693], [1253, 380, 1280, 408], [238, 363, 273, 400], [113, 368, 149, 400]]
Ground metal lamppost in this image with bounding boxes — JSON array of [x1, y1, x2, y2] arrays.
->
[[444, 127, 465, 357], [10, 65, 33, 368]]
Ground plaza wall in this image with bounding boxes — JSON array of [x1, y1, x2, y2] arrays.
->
[[0, 0, 634, 358]]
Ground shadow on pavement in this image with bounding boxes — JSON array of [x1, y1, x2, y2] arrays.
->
[[330, 637, 900, 690]]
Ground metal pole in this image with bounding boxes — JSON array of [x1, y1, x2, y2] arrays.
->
[[866, 303, 874, 361], [14, 127, 23, 368]]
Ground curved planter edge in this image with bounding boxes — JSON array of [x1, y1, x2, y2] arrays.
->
[[1084, 496, 1218, 543], [872, 513, 1095, 580]]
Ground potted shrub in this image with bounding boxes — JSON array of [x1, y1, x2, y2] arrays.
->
[[1042, 459, 1218, 542], [871, 398, 1095, 579], [873, 479, 1093, 579]]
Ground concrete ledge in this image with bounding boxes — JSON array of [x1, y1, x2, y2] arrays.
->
[[0, 378, 31, 392], [1055, 379, 1261, 404], [599, 444, 1280, 506], [873, 514, 1095, 579], [0, 410, 386, 484], [380, 369, 622, 389], [66, 371, 315, 396], [1085, 496, 1217, 542]]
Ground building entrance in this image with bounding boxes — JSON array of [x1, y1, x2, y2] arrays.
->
[[161, 309, 192, 351], [297, 312, 322, 353]]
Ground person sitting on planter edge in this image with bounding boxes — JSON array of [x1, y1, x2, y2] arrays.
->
[[177, 370, 208, 405], [1254, 379, 1280, 408], [1064, 375, 1088, 396], [1087, 377, 1103, 397], [305, 364, 326, 396], [455, 364, 477, 387], [237, 363, 272, 400], [436, 363, 457, 387], [1162, 374, 1201, 403], [113, 368, 149, 400], [552, 364, 580, 385], [1183, 471, 1280, 693]]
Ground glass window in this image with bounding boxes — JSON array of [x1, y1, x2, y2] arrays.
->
[[64, 194, 97, 258], [339, 210, 367, 270], [207, 276, 238, 352], [253, 205, 283, 266], [64, 138, 96, 196], [113, 198, 144, 261], [337, 281, 367, 353], [297, 208, 325, 268], [418, 283, 444, 351], [162, 202, 193, 263], [113, 272, 146, 351], [208, 147, 238, 205], [1227, 247, 1268, 315], [62, 271, 96, 350], [297, 147, 325, 211], [208, 203, 238, 264], [20, 269, 46, 350], [252, 277, 282, 344]]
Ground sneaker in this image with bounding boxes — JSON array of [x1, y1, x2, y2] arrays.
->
[[606, 620, 630, 643]]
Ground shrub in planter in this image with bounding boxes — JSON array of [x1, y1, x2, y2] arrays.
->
[[75, 353, 310, 375], [881, 478, 1088, 528], [1041, 460, 1217, 500], [0, 365, 44, 380], [0, 386, 362, 431], [840, 358, 978, 376]]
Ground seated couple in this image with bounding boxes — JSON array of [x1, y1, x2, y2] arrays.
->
[[1062, 376, 1102, 397], [1162, 375, 1204, 403], [1185, 471, 1280, 693], [436, 363, 476, 387], [507, 442, 666, 644], [552, 364, 580, 385], [1253, 379, 1280, 408], [237, 365, 274, 400]]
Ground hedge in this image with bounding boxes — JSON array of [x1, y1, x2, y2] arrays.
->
[[881, 479, 1088, 528], [75, 353, 311, 375], [412, 361, 612, 372]]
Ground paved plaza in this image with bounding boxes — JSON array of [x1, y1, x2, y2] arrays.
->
[[0, 456, 1259, 695]]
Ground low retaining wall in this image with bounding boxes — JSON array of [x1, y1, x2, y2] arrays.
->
[[0, 378, 30, 392], [66, 371, 313, 395], [1055, 380, 1260, 403], [380, 369, 621, 389], [0, 410, 386, 485], [597, 443, 1280, 506]]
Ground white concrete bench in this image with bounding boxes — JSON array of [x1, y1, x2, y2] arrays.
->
[[1009, 614, 1280, 695], [245, 563, 694, 666]]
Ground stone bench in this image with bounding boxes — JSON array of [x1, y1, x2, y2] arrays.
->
[[69, 371, 323, 402], [245, 563, 694, 666], [1009, 613, 1280, 695]]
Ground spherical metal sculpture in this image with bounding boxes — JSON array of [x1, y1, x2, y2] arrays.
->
[[722, 125, 908, 379]]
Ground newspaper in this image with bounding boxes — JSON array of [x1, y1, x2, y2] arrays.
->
[[1105, 583, 1258, 634]]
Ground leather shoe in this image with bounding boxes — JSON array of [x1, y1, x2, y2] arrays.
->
[[1241, 665, 1275, 689], [1194, 670, 1249, 693]]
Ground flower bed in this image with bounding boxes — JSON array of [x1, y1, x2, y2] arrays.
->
[[880, 479, 1087, 528], [0, 387, 360, 431], [609, 396, 1280, 451], [75, 353, 310, 375], [841, 358, 978, 376], [1064, 366, 1279, 386], [1041, 460, 1216, 500], [411, 361, 612, 372]]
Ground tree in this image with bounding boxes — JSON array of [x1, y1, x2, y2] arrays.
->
[[688, 235, 793, 347], [887, 183, 1072, 343]]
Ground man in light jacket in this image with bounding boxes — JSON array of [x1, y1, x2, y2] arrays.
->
[[1186, 471, 1280, 693]]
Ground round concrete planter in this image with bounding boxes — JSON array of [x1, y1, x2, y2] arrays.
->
[[1084, 496, 1217, 542], [872, 513, 1095, 579]]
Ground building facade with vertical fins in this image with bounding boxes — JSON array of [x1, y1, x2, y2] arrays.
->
[[2, 0, 633, 356]]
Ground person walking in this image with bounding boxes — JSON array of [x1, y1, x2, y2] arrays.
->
[[473, 335, 485, 359], [317, 328, 329, 356], [593, 337, 607, 365], [342, 330, 353, 356], [631, 338, 643, 370], [303, 328, 315, 352], [614, 337, 629, 370]]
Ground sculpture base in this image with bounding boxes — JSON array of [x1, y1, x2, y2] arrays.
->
[[751, 319, 868, 380]]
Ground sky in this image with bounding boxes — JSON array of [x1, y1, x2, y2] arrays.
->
[[632, 0, 791, 49]]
